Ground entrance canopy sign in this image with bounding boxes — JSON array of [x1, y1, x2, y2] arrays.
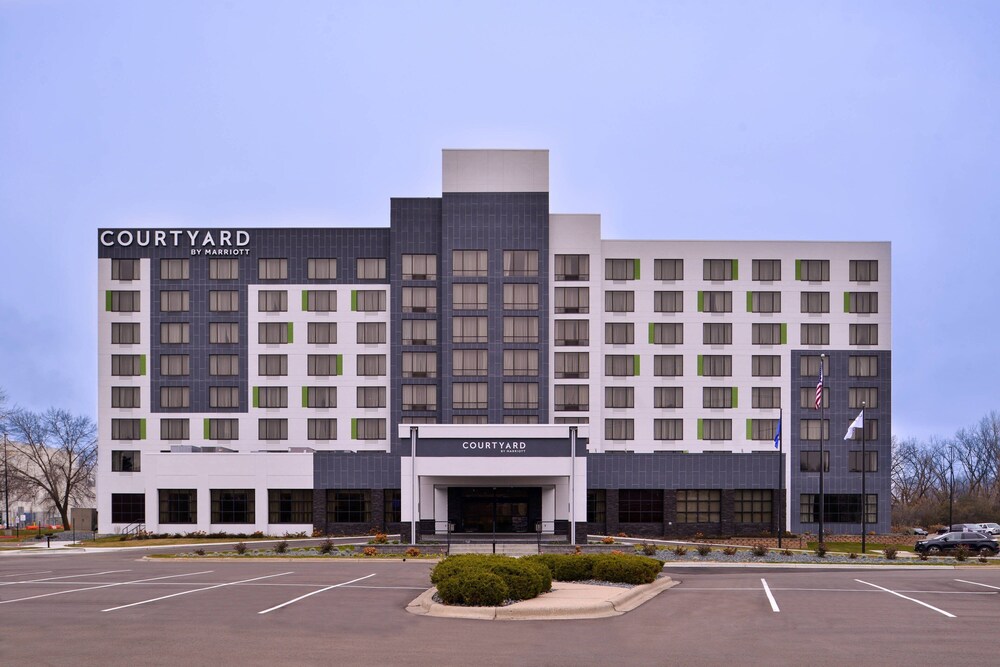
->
[[415, 437, 587, 458]]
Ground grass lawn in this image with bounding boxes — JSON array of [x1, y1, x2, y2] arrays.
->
[[806, 541, 914, 554]]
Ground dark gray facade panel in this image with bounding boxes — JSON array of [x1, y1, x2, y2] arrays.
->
[[587, 452, 782, 489], [313, 451, 401, 489]]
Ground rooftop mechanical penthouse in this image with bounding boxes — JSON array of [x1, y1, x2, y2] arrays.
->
[[97, 149, 891, 541]]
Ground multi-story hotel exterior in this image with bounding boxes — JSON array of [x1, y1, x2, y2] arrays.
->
[[97, 149, 891, 540]]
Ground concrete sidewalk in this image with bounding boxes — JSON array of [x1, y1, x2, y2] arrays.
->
[[406, 575, 678, 621]]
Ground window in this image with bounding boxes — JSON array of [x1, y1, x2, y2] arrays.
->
[[605, 355, 637, 376], [850, 324, 878, 345], [308, 322, 338, 344], [605, 259, 638, 280], [503, 283, 538, 310], [160, 354, 190, 376], [452, 250, 488, 277], [654, 291, 683, 312], [604, 290, 634, 312], [209, 290, 240, 312], [703, 387, 734, 408], [847, 292, 878, 314], [305, 386, 337, 408], [159, 290, 190, 313], [384, 489, 402, 523], [849, 387, 879, 409], [160, 259, 189, 280], [326, 490, 371, 522], [752, 387, 780, 409], [111, 450, 140, 472], [503, 383, 538, 409], [605, 418, 634, 440], [849, 355, 879, 377], [849, 451, 878, 472], [800, 292, 830, 313], [651, 323, 683, 345], [453, 415, 487, 424], [701, 355, 732, 377], [554, 417, 589, 424], [268, 489, 313, 523], [555, 352, 589, 379], [401, 352, 436, 378], [735, 490, 772, 523], [207, 419, 239, 440], [606, 323, 635, 345], [554, 320, 589, 346], [798, 259, 829, 282], [259, 322, 290, 344], [258, 419, 288, 440], [111, 493, 145, 523], [450, 316, 486, 343], [503, 316, 538, 343], [703, 323, 732, 345], [751, 355, 781, 377], [800, 386, 830, 409], [801, 323, 829, 345], [355, 419, 386, 440], [555, 254, 589, 281], [258, 290, 288, 312], [701, 419, 732, 440], [205, 354, 236, 376], [453, 383, 487, 409], [504, 415, 540, 424], [355, 322, 383, 344], [503, 250, 538, 277], [258, 258, 288, 280], [750, 419, 779, 440], [453, 283, 487, 310], [209, 258, 239, 280], [309, 354, 341, 376], [355, 290, 386, 311], [308, 258, 338, 280], [111, 354, 142, 376], [211, 489, 255, 524], [653, 419, 683, 440], [257, 386, 287, 408], [159, 322, 189, 344], [850, 260, 878, 282], [159, 386, 190, 409], [258, 355, 288, 376], [354, 386, 383, 408], [750, 291, 781, 313], [402, 254, 437, 280], [305, 290, 337, 312], [503, 349, 539, 376], [654, 355, 683, 377], [752, 323, 782, 345], [356, 258, 387, 280], [701, 291, 732, 312], [113, 322, 142, 344], [752, 260, 781, 282], [111, 386, 140, 408], [703, 259, 735, 281], [554, 385, 589, 411], [210, 387, 240, 408], [605, 386, 634, 408], [800, 354, 830, 377], [402, 319, 436, 345], [587, 490, 606, 524], [849, 419, 879, 440], [111, 259, 139, 281], [554, 287, 589, 313], [654, 259, 683, 281], [799, 419, 830, 441], [159, 489, 197, 524], [160, 419, 189, 440], [109, 291, 140, 312], [800, 494, 877, 524], [654, 386, 683, 408], [677, 489, 721, 523], [402, 287, 436, 313], [619, 490, 663, 522]]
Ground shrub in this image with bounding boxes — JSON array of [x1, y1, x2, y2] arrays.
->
[[955, 545, 970, 562], [319, 539, 334, 555], [672, 545, 688, 556], [696, 544, 712, 557], [815, 544, 827, 558], [751, 544, 769, 558], [591, 554, 661, 585], [883, 546, 898, 560], [363, 546, 377, 557], [722, 546, 738, 556], [274, 540, 289, 554], [311, 528, 324, 538], [611, 549, 625, 556], [553, 555, 594, 581], [919, 551, 929, 561], [252, 531, 265, 538], [574, 545, 582, 555], [235, 541, 247, 555], [848, 552, 859, 560], [601, 536, 615, 544], [641, 543, 658, 556], [194, 548, 206, 556], [617, 532, 627, 538], [781, 548, 793, 557], [405, 547, 420, 558], [371, 533, 389, 545], [437, 571, 509, 607], [431, 555, 549, 604], [979, 555, 989, 563]]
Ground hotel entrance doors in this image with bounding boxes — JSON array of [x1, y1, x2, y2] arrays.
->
[[449, 487, 542, 533]]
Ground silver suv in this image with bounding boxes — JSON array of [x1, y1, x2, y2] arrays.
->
[[972, 523, 1000, 535]]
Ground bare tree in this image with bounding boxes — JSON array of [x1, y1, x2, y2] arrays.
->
[[4, 408, 96, 529]]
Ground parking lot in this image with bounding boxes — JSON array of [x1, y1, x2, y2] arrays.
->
[[3, 548, 1000, 665]]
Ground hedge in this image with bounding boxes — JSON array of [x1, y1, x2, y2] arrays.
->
[[525, 553, 661, 585], [430, 555, 552, 606]]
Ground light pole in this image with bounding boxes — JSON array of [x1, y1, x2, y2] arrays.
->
[[3, 431, 9, 532], [818, 353, 826, 546], [860, 401, 867, 554], [948, 445, 955, 529]]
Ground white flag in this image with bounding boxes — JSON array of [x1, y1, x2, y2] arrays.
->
[[844, 410, 864, 440]]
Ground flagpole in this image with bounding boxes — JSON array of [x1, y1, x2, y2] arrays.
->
[[818, 354, 825, 547], [778, 406, 783, 548], [861, 402, 867, 554]]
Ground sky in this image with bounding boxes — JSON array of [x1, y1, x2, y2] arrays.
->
[[1, 1, 997, 440]]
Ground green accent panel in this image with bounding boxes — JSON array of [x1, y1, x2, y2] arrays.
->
[[731, 387, 738, 409], [139, 355, 146, 376], [731, 259, 738, 280], [697, 291, 704, 312], [286, 322, 294, 344], [844, 291, 851, 313], [302, 386, 309, 408], [302, 290, 309, 311], [351, 290, 358, 311], [746, 419, 753, 440], [633, 355, 640, 376], [105, 290, 112, 311], [140, 419, 146, 440], [336, 354, 343, 376], [351, 418, 358, 440], [780, 323, 788, 344], [795, 259, 802, 280], [648, 323, 655, 344], [697, 354, 704, 376], [697, 419, 704, 440], [633, 258, 640, 279], [252, 386, 259, 408], [746, 291, 753, 312], [203, 419, 210, 439]]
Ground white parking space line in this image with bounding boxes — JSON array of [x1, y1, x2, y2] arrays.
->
[[102, 571, 293, 612], [0, 571, 214, 606], [258, 573, 376, 615], [761, 579, 780, 612], [344, 585, 427, 590], [0, 571, 51, 579], [956, 579, 1000, 591], [855, 579, 956, 618], [0, 570, 130, 587]]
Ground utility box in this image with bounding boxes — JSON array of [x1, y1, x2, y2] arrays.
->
[[71, 508, 98, 531]]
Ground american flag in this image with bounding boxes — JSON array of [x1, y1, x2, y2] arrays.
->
[[815, 362, 824, 410]]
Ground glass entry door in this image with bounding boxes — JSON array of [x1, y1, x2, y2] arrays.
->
[[450, 487, 540, 533]]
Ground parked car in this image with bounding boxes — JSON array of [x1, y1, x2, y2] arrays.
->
[[914, 531, 999, 556], [937, 524, 986, 534], [912, 527, 928, 536], [971, 523, 1000, 536]]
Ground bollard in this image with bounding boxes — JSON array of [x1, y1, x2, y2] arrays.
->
[[47, 535, 52, 548]]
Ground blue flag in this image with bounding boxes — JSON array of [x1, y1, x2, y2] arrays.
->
[[773, 419, 782, 449]]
